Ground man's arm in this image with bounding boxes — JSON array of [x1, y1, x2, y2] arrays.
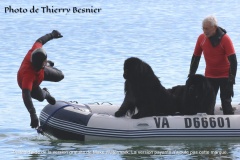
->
[[36, 30, 63, 45], [188, 54, 201, 77], [22, 89, 39, 128], [228, 54, 237, 84]]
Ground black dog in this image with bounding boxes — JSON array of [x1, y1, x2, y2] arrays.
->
[[115, 57, 177, 119], [168, 74, 215, 115]]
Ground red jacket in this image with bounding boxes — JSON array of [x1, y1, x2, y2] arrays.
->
[[194, 33, 235, 78], [17, 42, 44, 91]]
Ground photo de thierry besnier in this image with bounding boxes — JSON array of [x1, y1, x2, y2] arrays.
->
[[4, 5, 102, 14]]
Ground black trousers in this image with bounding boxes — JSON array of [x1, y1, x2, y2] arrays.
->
[[207, 78, 234, 115], [31, 66, 64, 101]]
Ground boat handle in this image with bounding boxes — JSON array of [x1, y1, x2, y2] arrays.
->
[[137, 123, 149, 127]]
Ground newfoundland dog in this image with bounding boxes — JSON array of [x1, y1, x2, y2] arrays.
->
[[168, 74, 215, 115], [114, 57, 177, 119]]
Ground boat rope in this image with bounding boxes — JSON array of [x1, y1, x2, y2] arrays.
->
[[37, 104, 72, 135], [101, 102, 112, 105], [69, 101, 78, 104], [89, 102, 113, 105]]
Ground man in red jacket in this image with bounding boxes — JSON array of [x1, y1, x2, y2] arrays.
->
[[17, 30, 64, 128], [189, 15, 237, 115]]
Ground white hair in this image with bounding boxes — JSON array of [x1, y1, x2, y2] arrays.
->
[[202, 15, 218, 27]]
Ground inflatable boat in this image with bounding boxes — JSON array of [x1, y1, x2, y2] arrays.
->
[[39, 101, 240, 141]]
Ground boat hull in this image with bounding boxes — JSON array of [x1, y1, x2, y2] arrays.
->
[[39, 101, 240, 141]]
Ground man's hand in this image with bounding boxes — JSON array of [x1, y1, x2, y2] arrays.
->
[[228, 74, 235, 84], [51, 30, 63, 38], [30, 113, 39, 128], [47, 60, 54, 67]]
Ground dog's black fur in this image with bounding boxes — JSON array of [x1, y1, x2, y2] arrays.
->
[[168, 74, 215, 115], [114, 57, 177, 119]]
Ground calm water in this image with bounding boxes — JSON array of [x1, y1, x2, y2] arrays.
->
[[1, 0, 240, 159]]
